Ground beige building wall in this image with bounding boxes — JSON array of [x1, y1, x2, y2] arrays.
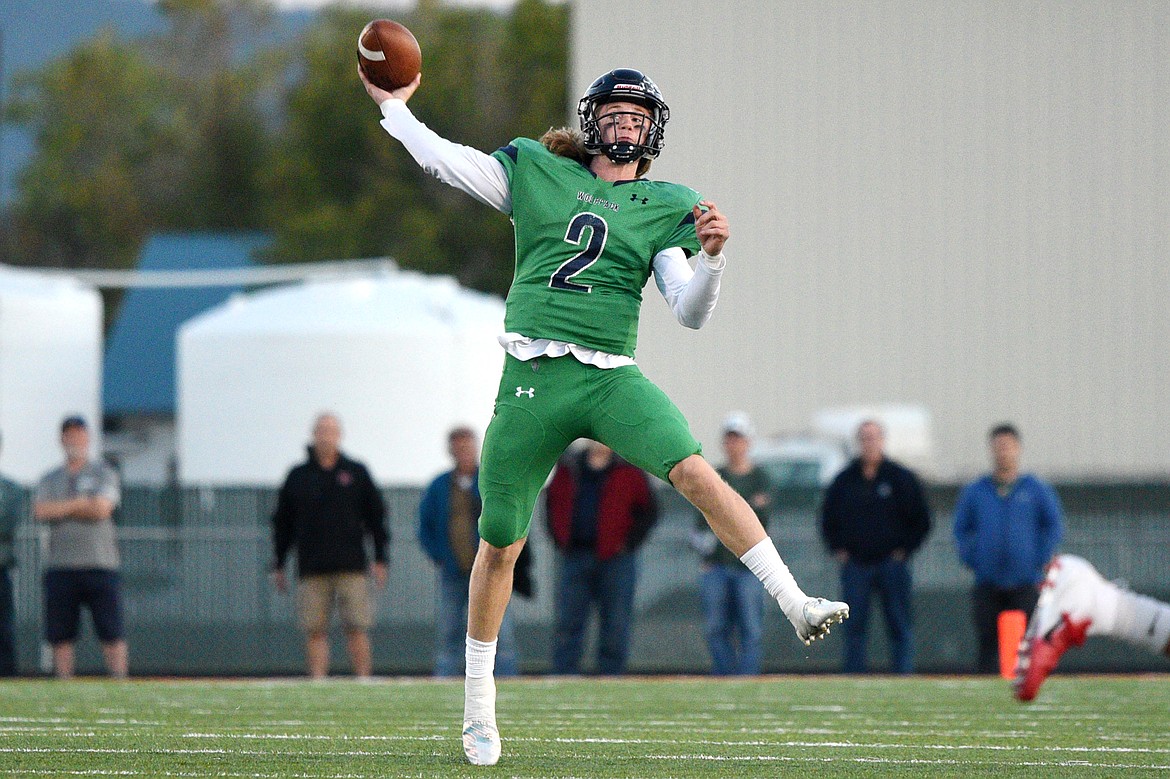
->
[[570, 0, 1169, 480]]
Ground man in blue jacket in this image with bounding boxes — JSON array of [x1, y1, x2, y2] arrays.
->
[[419, 427, 522, 677], [954, 423, 1064, 673]]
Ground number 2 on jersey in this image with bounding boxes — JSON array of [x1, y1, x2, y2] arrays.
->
[[549, 212, 609, 293]]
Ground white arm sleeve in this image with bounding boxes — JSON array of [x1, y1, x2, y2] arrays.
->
[[653, 247, 726, 329], [378, 98, 511, 214]]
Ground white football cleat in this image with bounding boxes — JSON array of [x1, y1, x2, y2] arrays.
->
[[795, 597, 850, 645], [462, 720, 501, 766]]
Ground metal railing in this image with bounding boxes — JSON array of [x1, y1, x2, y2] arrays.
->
[[6, 483, 1169, 675]]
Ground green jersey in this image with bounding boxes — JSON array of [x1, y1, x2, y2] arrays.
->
[[491, 138, 703, 358]]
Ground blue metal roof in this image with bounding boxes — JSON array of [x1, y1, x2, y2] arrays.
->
[[103, 232, 270, 416]]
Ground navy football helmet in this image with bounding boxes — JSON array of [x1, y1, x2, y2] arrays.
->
[[577, 68, 669, 164]]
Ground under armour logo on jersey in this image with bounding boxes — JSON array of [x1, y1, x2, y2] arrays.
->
[[515, 386, 535, 398], [629, 193, 649, 205]]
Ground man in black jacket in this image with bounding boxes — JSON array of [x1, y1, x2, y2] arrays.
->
[[271, 413, 389, 679], [820, 420, 931, 674]]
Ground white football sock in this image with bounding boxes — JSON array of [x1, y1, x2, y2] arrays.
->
[[1112, 590, 1170, 654], [739, 537, 808, 621], [464, 635, 497, 724]]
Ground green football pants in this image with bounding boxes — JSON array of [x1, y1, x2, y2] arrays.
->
[[477, 353, 702, 547]]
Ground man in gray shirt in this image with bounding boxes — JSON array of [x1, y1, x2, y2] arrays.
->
[[33, 416, 125, 679]]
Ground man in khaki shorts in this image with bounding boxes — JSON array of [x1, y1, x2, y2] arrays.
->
[[271, 413, 389, 679]]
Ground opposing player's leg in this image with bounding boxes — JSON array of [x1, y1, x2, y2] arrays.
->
[[463, 356, 581, 765], [1015, 554, 1170, 701], [592, 366, 847, 645]]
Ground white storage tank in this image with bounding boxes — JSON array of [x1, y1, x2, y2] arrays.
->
[[176, 271, 506, 486], [0, 266, 103, 484]]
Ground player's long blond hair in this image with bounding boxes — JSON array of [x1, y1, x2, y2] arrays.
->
[[540, 127, 652, 178]]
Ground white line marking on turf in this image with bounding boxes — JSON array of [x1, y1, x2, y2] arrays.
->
[[5, 757, 1169, 776], [643, 754, 1170, 769], [3, 767, 379, 771], [24, 731, 1162, 756], [6, 738, 1167, 760], [532, 737, 1170, 755]]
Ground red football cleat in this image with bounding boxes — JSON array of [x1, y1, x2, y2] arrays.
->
[[1014, 613, 1091, 702]]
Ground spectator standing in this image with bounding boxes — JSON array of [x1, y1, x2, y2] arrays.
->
[[418, 427, 521, 677], [689, 413, 773, 675], [820, 419, 932, 674], [271, 413, 389, 679], [545, 440, 658, 675], [954, 423, 1064, 673], [0, 433, 21, 676], [32, 416, 126, 679]]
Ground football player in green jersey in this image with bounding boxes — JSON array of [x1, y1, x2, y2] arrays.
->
[[362, 65, 848, 766]]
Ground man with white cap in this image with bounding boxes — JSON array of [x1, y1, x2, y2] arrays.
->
[[689, 412, 774, 674]]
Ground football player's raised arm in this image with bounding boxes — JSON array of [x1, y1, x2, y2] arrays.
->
[[377, 98, 511, 214], [653, 247, 725, 329]]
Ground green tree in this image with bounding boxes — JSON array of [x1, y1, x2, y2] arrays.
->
[[5, 0, 570, 301], [6, 32, 188, 269], [5, 0, 280, 270], [264, 1, 569, 296], [148, 0, 279, 229]]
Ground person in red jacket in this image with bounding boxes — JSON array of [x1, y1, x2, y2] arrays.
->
[[545, 440, 658, 674]]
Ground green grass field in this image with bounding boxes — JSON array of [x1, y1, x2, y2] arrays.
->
[[1, 675, 1167, 778]]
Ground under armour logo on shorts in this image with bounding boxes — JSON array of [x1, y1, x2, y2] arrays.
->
[[515, 386, 535, 398]]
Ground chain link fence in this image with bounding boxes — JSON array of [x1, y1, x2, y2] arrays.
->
[[6, 482, 1169, 675]]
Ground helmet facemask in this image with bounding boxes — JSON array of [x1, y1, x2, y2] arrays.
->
[[577, 69, 670, 165]]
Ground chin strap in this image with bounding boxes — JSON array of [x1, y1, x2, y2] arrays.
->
[[601, 142, 641, 164]]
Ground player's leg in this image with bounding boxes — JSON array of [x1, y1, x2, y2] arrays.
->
[[1016, 554, 1170, 701], [464, 355, 581, 765], [473, 391, 573, 647], [674, 455, 847, 643], [591, 366, 847, 644], [462, 539, 522, 765]]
